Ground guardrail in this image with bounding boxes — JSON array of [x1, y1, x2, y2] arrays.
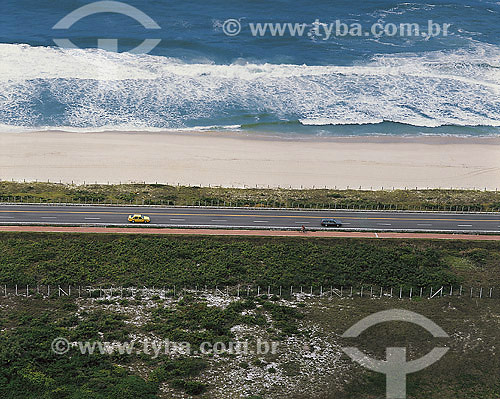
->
[[1, 197, 500, 214]]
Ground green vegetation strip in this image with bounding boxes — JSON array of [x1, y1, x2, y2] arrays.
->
[[2, 181, 500, 211], [0, 294, 302, 398], [1, 232, 499, 287]]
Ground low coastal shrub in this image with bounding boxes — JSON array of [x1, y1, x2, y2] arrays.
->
[[0, 311, 158, 399], [2, 181, 500, 212], [0, 233, 491, 288], [147, 299, 300, 346]]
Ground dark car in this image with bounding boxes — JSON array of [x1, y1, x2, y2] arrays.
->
[[321, 218, 342, 227]]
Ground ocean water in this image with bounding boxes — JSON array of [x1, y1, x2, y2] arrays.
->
[[0, 0, 499, 136]]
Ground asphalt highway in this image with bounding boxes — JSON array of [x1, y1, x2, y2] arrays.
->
[[0, 204, 500, 233]]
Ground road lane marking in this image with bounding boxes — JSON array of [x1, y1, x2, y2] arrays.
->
[[458, 224, 473, 227], [253, 220, 268, 223], [294, 222, 310, 224], [170, 218, 185, 221], [0, 209, 498, 223], [0, 216, 14, 218], [41, 217, 57, 219], [377, 223, 392, 226], [85, 217, 101, 220], [417, 223, 432, 226], [211, 219, 227, 222]]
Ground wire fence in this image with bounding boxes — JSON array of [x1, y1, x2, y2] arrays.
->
[[1, 284, 498, 300]]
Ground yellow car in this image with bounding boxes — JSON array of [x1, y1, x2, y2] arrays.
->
[[128, 214, 151, 223]]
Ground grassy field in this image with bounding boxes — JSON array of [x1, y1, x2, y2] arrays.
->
[[2, 181, 500, 211], [0, 233, 499, 288]]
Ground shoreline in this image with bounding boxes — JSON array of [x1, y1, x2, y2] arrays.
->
[[8, 128, 500, 144], [2, 130, 500, 189]]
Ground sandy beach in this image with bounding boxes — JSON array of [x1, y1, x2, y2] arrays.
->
[[2, 130, 500, 189]]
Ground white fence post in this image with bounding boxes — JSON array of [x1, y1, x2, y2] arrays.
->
[[430, 287, 443, 299]]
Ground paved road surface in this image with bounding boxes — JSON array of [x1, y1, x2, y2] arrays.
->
[[1, 204, 499, 233]]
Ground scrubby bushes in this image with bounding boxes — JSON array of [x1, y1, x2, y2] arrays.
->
[[0, 311, 158, 399], [2, 181, 500, 211], [0, 233, 485, 288], [147, 298, 298, 346]]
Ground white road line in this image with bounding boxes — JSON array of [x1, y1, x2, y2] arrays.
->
[[457, 224, 472, 227], [294, 222, 310, 224], [377, 223, 392, 226], [170, 218, 185, 221], [85, 217, 101, 220], [253, 220, 269, 223], [41, 217, 57, 219], [211, 219, 227, 222], [0, 216, 14, 218], [417, 223, 432, 226]]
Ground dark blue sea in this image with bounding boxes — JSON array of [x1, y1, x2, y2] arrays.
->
[[1, 0, 499, 136]]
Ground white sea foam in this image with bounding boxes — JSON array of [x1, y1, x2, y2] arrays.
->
[[0, 43, 159, 81], [0, 123, 241, 134], [299, 118, 385, 126], [0, 42, 499, 131]]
